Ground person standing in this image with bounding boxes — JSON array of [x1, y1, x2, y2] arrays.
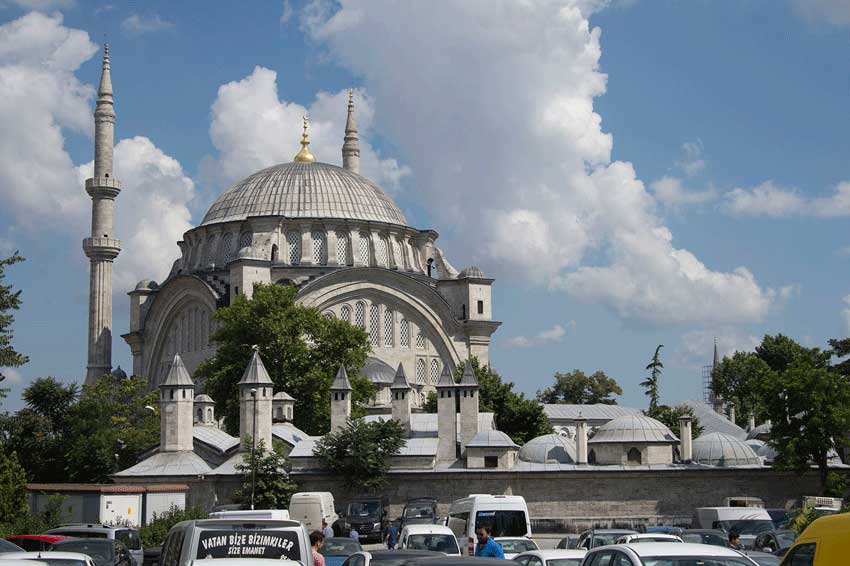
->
[[728, 532, 743, 551], [322, 519, 334, 539], [311, 531, 326, 566], [384, 521, 399, 549], [474, 526, 504, 558]]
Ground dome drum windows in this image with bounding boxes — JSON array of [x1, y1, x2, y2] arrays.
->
[[336, 232, 350, 266], [312, 230, 327, 265], [369, 304, 381, 346], [358, 233, 371, 266], [377, 237, 389, 267], [287, 231, 301, 265]]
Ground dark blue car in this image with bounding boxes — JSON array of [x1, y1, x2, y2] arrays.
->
[[320, 537, 362, 566]]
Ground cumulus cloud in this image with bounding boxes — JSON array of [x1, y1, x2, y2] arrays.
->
[[121, 13, 174, 35], [724, 180, 850, 218], [0, 12, 194, 292], [6, 0, 74, 10], [673, 327, 761, 369], [651, 176, 716, 209], [791, 0, 850, 28], [205, 66, 409, 193], [300, 0, 779, 326], [504, 321, 575, 348]]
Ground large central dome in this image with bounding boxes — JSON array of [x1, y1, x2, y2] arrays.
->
[[201, 162, 408, 227]]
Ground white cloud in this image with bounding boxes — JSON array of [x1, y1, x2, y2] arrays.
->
[[301, 0, 779, 326], [0, 367, 24, 385], [651, 176, 716, 209], [674, 327, 761, 369], [206, 66, 409, 193], [280, 0, 294, 24], [676, 140, 706, 177], [842, 295, 850, 334], [6, 0, 74, 10], [121, 14, 174, 35], [505, 321, 575, 348], [724, 180, 850, 218], [791, 0, 850, 28]]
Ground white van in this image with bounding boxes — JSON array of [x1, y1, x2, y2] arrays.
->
[[447, 494, 531, 556], [209, 510, 291, 521], [288, 492, 338, 532], [399, 524, 461, 555], [693, 507, 773, 549]]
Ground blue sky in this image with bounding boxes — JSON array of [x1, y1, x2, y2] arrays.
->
[[1, 0, 848, 411]]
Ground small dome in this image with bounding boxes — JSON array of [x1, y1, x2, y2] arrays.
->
[[134, 279, 159, 291], [744, 438, 765, 452], [746, 423, 771, 440], [112, 365, 128, 379], [194, 394, 214, 403], [756, 442, 777, 463], [693, 432, 761, 466], [519, 434, 576, 464], [467, 430, 518, 449], [588, 414, 678, 444], [273, 391, 295, 401], [459, 266, 486, 279]]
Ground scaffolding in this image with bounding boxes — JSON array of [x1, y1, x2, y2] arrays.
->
[[702, 364, 713, 404]]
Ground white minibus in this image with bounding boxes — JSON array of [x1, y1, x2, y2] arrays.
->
[[446, 494, 531, 556]]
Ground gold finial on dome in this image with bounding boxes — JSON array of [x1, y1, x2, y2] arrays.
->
[[294, 115, 316, 163]]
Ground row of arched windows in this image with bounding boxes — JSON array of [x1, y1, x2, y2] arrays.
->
[[327, 302, 429, 352]]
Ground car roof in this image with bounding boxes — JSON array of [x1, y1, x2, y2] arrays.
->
[[587, 530, 637, 535], [683, 529, 726, 535], [178, 519, 302, 529], [0, 560, 49, 566], [402, 525, 453, 534], [6, 537, 69, 542], [52, 540, 115, 548], [2, 552, 93, 560], [601, 543, 745, 557], [623, 534, 681, 540], [493, 537, 532, 540], [514, 550, 586, 559], [324, 538, 359, 543], [412, 558, 508, 566], [192, 560, 302, 566], [46, 526, 120, 533], [367, 550, 444, 557]]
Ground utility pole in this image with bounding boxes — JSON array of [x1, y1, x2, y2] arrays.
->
[[250, 387, 257, 510]]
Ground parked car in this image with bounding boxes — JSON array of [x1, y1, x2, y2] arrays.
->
[[447, 495, 531, 556], [741, 551, 780, 566], [192, 560, 301, 566], [554, 536, 579, 550], [5, 537, 70, 552], [2, 552, 96, 566], [319, 538, 362, 566], [340, 550, 444, 566], [579, 542, 759, 566], [644, 526, 684, 537], [574, 529, 637, 550], [752, 530, 796, 555], [50, 539, 131, 566], [45, 525, 142, 566], [493, 538, 538, 560], [0, 542, 25, 555], [513, 549, 587, 566], [399, 499, 439, 531], [339, 495, 390, 544], [158, 518, 310, 566], [399, 525, 460, 555], [141, 548, 160, 566], [0, 560, 47, 566], [412, 558, 513, 566], [681, 529, 730, 547], [615, 534, 682, 544], [779, 512, 850, 565]]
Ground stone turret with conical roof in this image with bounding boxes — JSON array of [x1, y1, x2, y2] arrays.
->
[[329, 366, 352, 433], [342, 89, 360, 174], [238, 349, 273, 450], [436, 364, 457, 461], [391, 363, 412, 434], [457, 361, 480, 456], [159, 354, 195, 452]]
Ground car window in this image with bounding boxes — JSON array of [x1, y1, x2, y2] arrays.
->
[[548, 560, 583, 566], [526, 556, 543, 566], [161, 529, 184, 566], [117, 530, 142, 551], [611, 552, 634, 566], [782, 543, 816, 566], [513, 556, 530, 566], [588, 551, 613, 566]]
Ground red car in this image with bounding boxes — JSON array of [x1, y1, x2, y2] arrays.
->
[[6, 535, 70, 552]]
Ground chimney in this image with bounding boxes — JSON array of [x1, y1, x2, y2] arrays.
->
[[159, 354, 195, 452], [436, 365, 457, 461], [390, 363, 412, 435], [678, 415, 693, 463], [575, 414, 588, 465], [329, 366, 352, 434], [457, 362, 479, 456], [748, 414, 756, 432], [728, 402, 736, 424], [238, 350, 273, 450]]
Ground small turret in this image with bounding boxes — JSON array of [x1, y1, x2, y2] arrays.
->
[[436, 365, 457, 461], [457, 361, 480, 456], [390, 363, 412, 435], [329, 366, 352, 434]]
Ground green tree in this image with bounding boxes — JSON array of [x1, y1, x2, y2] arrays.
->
[[140, 505, 207, 547], [640, 345, 664, 413], [314, 418, 405, 493], [0, 493, 67, 537], [233, 439, 298, 510], [645, 404, 703, 439], [536, 369, 622, 404], [712, 351, 773, 426], [0, 450, 28, 528], [422, 391, 437, 413], [0, 252, 27, 401], [197, 284, 371, 435]]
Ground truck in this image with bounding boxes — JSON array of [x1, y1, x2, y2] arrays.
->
[[339, 495, 389, 544]]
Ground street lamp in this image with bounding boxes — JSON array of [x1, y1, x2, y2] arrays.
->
[[250, 387, 257, 510]]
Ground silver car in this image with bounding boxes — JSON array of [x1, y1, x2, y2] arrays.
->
[[45, 525, 142, 566]]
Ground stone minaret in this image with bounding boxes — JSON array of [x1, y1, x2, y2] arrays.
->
[[238, 350, 273, 450], [390, 363, 412, 435], [457, 361, 479, 456], [342, 89, 360, 174], [329, 365, 352, 434], [436, 365, 457, 461], [159, 354, 195, 452], [84, 44, 122, 385]]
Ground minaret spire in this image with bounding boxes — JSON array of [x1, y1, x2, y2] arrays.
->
[[342, 89, 360, 174], [83, 43, 122, 385]]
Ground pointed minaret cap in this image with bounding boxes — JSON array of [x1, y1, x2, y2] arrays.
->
[[390, 363, 411, 390], [330, 365, 353, 391], [436, 364, 455, 388], [239, 349, 273, 385], [712, 338, 720, 369], [294, 115, 316, 163], [161, 354, 194, 387], [98, 43, 113, 98], [457, 361, 479, 388]]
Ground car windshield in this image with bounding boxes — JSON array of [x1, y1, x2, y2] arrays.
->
[[644, 557, 756, 566], [53, 541, 115, 566], [195, 529, 302, 561], [32, 559, 89, 566], [55, 532, 108, 540], [474, 511, 527, 537], [116, 530, 141, 551], [497, 540, 537, 553], [406, 534, 459, 554], [591, 534, 623, 547], [775, 532, 796, 546], [547, 560, 583, 566], [717, 520, 774, 536], [0, 539, 23, 553], [320, 539, 361, 556], [682, 534, 726, 547], [349, 502, 380, 516], [404, 506, 434, 518]]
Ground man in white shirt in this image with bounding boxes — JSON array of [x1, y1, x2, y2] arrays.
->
[[322, 519, 334, 539]]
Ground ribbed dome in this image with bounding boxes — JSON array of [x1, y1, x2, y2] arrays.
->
[[519, 434, 576, 464], [459, 266, 486, 279], [692, 432, 761, 466], [746, 423, 771, 440], [588, 414, 678, 444], [201, 162, 408, 227]]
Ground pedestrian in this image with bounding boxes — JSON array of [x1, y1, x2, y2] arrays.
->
[[322, 519, 334, 539], [349, 526, 360, 541], [728, 532, 743, 551], [474, 526, 504, 558], [310, 531, 326, 566], [384, 521, 399, 549]]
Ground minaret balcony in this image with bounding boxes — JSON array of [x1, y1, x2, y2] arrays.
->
[[83, 237, 122, 260], [86, 177, 121, 198]]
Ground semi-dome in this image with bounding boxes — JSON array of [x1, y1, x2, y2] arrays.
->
[[746, 423, 771, 440], [519, 434, 576, 464], [201, 162, 408, 227], [134, 279, 159, 291], [588, 414, 678, 444], [692, 432, 761, 467]]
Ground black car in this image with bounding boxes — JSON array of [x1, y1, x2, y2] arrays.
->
[[753, 529, 797, 554], [52, 538, 132, 566], [400, 498, 439, 530]]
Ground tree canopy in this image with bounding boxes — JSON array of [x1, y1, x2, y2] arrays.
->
[[233, 439, 298, 510], [197, 284, 373, 435], [645, 403, 703, 439], [640, 345, 663, 413], [536, 369, 622, 405]]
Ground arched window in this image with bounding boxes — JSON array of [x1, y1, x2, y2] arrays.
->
[[358, 233, 370, 265], [324, 311, 336, 321], [287, 231, 301, 265], [312, 230, 327, 265], [430, 359, 440, 384], [286, 407, 292, 420], [377, 237, 389, 266], [392, 239, 401, 267], [341, 305, 352, 324], [415, 359, 426, 385], [336, 232, 350, 266], [221, 233, 235, 265], [354, 302, 365, 328], [370, 304, 380, 346], [239, 231, 252, 249], [271, 244, 279, 262], [627, 447, 642, 465], [197, 408, 202, 422], [207, 407, 213, 420], [399, 318, 410, 348], [276, 407, 283, 421], [384, 310, 394, 347], [416, 330, 426, 350]]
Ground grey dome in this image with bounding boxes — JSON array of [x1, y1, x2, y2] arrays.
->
[[588, 414, 678, 444], [202, 162, 408, 227], [194, 394, 214, 403], [467, 430, 518, 448], [519, 434, 576, 464], [757, 442, 777, 463], [273, 391, 295, 401], [693, 432, 761, 466], [746, 423, 771, 440], [459, 266, 486, 279], [135, 279, 159, 291], [359, 357, 396, 384], [744, 438, 765, 452]]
